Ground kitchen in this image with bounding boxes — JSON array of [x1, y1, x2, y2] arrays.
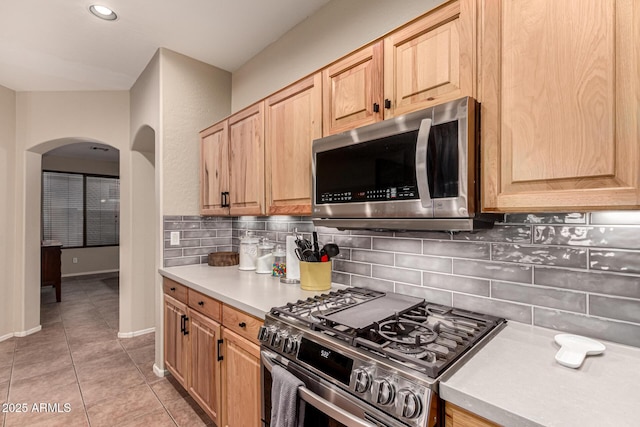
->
[[1, 0, 640, 426]]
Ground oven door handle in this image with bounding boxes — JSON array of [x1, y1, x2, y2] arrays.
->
[[261, 351, 376, 427], [415, 117, 433, 209]]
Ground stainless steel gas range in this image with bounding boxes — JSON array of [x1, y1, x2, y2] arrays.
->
[[259, 287, 505, 427]]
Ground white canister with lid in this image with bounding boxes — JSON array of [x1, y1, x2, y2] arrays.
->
[[238, 231, 259, 270]]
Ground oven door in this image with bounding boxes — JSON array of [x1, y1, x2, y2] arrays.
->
[[261, 350, 405, 427]]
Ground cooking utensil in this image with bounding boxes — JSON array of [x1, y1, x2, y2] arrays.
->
[[312, 231, 320, 258], [321, 243, 340, 260]]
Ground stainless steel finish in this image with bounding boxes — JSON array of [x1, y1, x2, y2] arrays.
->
[[353, 368, 372, 393], [262, 317, 434, 427], [312, 216, 497, 232], [398, 389, 422, 420], [311, 96, 500, 231], [371, 378, 395, 406], [415, 118, 433, 209], [261, 350, 403, 427]]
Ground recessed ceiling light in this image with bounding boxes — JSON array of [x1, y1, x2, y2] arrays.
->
[[89, 5, 118, 21]]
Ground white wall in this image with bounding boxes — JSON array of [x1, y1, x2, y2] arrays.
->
[[130, 48, 232, 372], [161, 48, 232, 215], [14, 91, 130, 335], [232, 0, 445, 111], [0, 84, 16, 339]]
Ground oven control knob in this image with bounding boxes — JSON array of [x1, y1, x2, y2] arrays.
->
[[352, 369, 371, 393], [282, 336, 298, 354], [271, 330, 285, 349], [257, 326, 270, 343], [372, 379, 395, 406], [398, 389, 422, 419]]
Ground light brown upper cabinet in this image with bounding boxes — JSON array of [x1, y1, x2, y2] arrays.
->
[[480, 0, 640, 211], [322, 0, 475, 136], [228, 102, 266, 216], [266, 74, 322, 215], [322, 42, 383, 135], [384, 0, 475, 118], [200, 121, 229, 216], [200, 103, 266, 216]]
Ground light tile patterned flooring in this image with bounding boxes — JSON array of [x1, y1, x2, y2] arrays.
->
[[0, 276, 214, 427]]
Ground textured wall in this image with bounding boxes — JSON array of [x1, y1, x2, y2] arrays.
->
[[163, 212, 640, 348]]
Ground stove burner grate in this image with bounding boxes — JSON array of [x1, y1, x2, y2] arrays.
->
[[375, 319, 438, 347]]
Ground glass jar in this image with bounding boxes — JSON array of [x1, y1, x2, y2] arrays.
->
[[272, 245, 286, 277], [238, 231, 259, 271], [256, 239, 275, 274]]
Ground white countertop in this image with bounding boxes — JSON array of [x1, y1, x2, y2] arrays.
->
[[159, 263, 340, 319], [440, 322, 640, 427], [160, 265, 640, 426]]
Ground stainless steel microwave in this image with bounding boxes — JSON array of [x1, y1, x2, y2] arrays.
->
[[311, 96, 498, 231]]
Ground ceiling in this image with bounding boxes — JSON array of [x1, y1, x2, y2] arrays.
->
[[0, 0, 330, 92], [44, 142, 120, 162]]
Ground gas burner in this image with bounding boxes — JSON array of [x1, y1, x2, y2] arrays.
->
[[376, 319, 438, 346], [386, 342, 436, 362]]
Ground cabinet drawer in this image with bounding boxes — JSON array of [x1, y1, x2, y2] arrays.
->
[[222, 305, 263, 345], [188, 289, 222, 322], [163, 278, 188, 304]]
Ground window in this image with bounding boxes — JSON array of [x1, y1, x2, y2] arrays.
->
[[42, 171, 119, 248]]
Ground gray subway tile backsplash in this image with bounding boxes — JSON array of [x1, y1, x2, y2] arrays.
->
[[164, 212, 640, 348], [491, 243, 588, 268]]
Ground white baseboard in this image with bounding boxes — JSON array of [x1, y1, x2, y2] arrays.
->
[[0, 332, 14, 342], [62, 269, 119, 278], [118, 327, 155, 339], [153, 363, 168, 378], [14, 325, 42, 337]]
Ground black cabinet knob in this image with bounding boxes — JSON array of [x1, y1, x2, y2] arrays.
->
[[170, 287, 176, 291], [198, 301, 204, 306], [239, 322, 247, 328]]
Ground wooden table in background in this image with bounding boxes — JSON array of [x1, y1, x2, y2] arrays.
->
[[41, 240, 62, 302]]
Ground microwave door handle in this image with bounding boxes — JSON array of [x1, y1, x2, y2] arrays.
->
[[415, 118, 433, 208]]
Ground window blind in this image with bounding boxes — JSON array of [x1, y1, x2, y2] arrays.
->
[[42, 171, 120, 248]]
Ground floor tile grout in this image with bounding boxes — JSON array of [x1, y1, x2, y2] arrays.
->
[[2, 276, 208, 427]]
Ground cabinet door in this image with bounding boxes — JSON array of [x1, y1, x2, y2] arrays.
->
[[266, 74, 322, 215], [322, 42, 383, 135], [384, 0, 475, 117], [229, 102, 265, 216], [164, 295, 188, 387], [187, 309, 222, 426], [445, 402, 499, 427], [480, 0, 640, 211], [200, 121, 230, 216], [221, 328, 261, 427]]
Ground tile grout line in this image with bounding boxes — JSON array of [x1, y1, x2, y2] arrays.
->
[[61, 288, 93, 427]]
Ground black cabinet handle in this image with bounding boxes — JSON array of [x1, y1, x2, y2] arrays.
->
[[373, 103, 380, 113], [198, 301, 204, 306], [180, 314, 185, 334], [183, 316, 189, 335], [238, 322, 246, 328], [170, 287, 176, 291], [384, 99, 391, 109], [217, 339, 224, 361], [221, 191, 230, 207]]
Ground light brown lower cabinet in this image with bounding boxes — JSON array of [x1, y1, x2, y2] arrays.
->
[[220, 328, 261, 427], [163, 278, 263, 427], [445, 402, 500, 427], [164, 292, 222, 425], [188, 309, 222, 424]]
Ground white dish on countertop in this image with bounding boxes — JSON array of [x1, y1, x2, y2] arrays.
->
[[554, 334, 606, 368]]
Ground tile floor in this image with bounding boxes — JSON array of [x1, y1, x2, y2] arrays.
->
[[0, 275, 214, 427]]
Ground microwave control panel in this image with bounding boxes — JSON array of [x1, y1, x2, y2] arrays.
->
[[319, 185, 419, 204]]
